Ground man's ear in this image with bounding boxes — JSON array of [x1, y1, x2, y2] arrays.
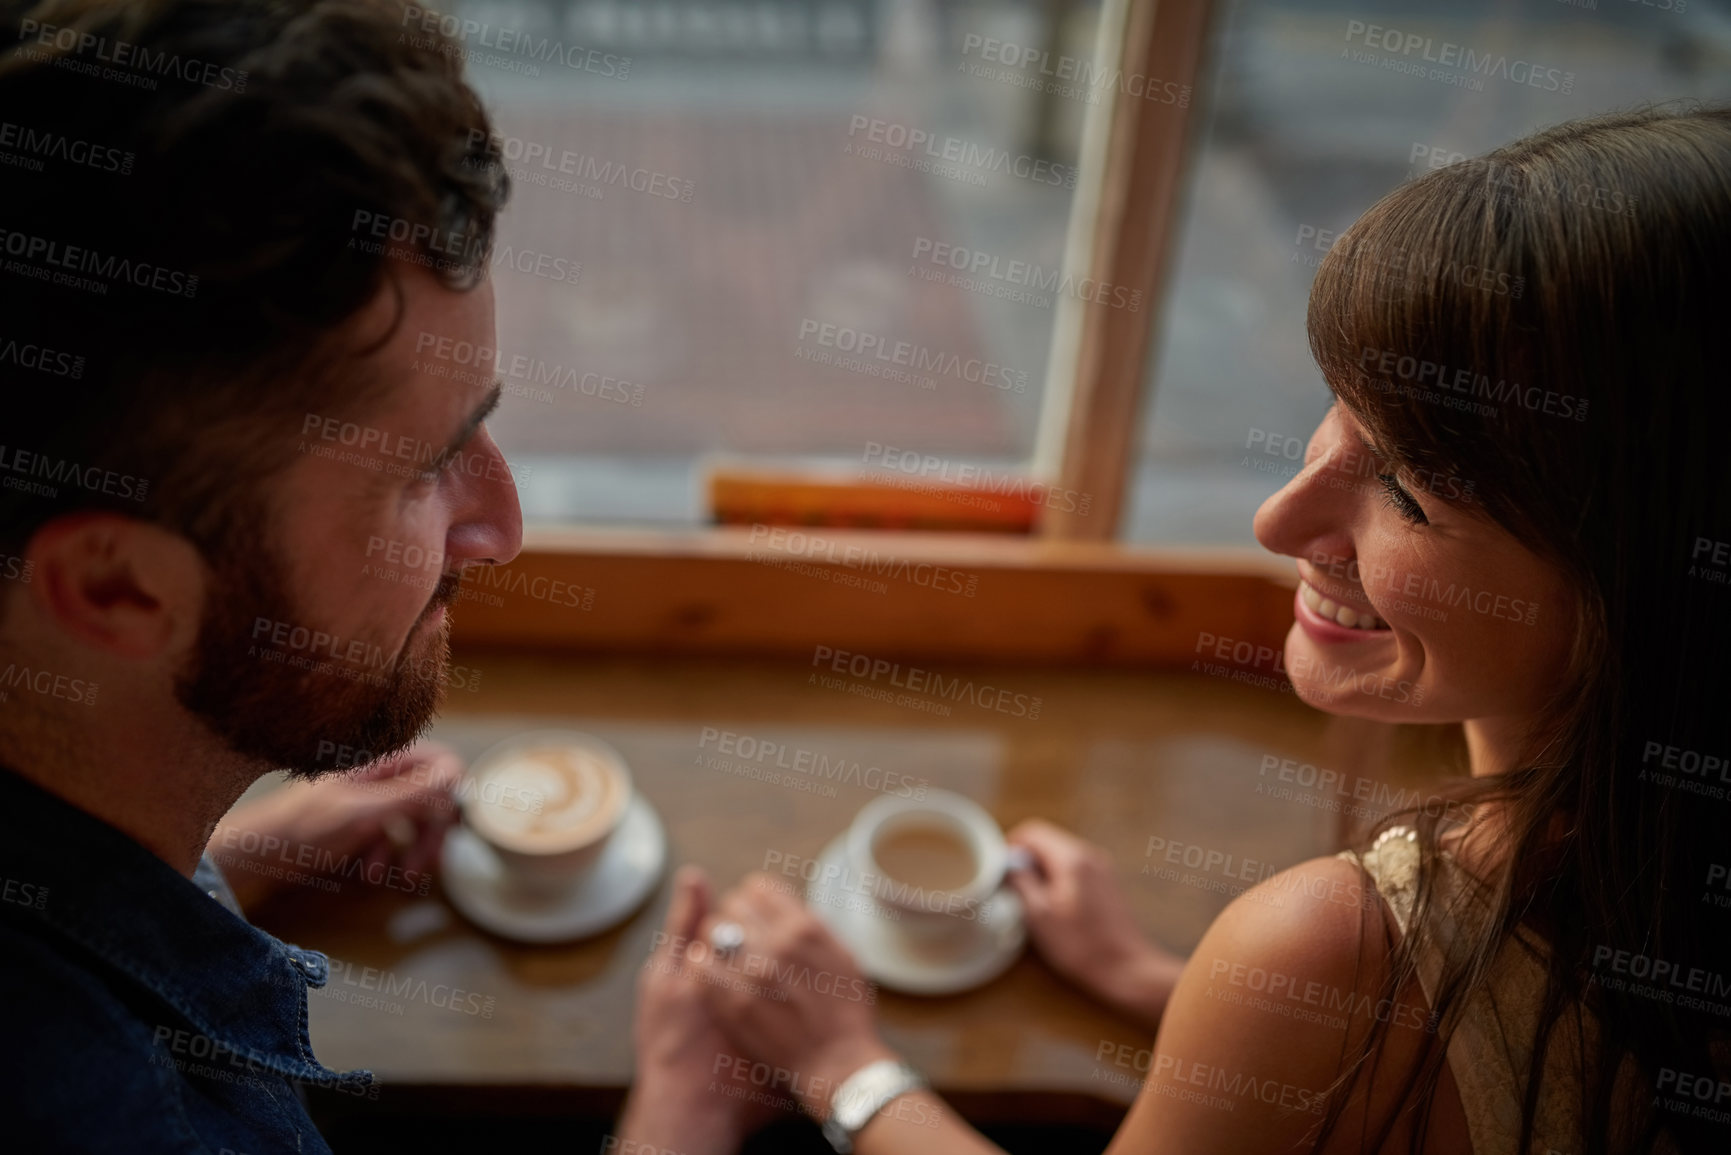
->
[[26, 513, 206, 660]]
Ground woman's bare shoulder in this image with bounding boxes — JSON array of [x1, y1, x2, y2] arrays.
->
[[1107, 855, 1441, 1155]]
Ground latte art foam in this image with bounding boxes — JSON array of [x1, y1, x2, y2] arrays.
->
[[467, 745, 627, 852]]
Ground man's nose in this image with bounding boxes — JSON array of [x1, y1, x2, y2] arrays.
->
[[446, 427, 523, 568]]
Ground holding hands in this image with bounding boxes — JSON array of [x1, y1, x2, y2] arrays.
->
[[619, 867, 785, 1155], [626, 820, 1185, 1152], [689, 872, 899, 1118]]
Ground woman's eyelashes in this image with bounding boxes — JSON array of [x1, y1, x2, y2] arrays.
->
[[1333, 419, 1429, 526], [1378, 472, 1429, 525]]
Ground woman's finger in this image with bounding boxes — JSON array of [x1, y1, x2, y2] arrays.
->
[[1008, 820, 1091, 879], [1006, 864, 1053, 921]]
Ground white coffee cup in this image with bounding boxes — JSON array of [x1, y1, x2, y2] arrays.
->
[[460, 729, 633, 898], [845, 789, 1008, 941]]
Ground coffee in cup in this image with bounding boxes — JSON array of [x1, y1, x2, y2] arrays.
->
[[872, 823, 979, 893], [461, 730, 633, 896], [846, 790, 1007, 940]]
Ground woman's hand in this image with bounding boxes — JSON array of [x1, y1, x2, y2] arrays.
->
[[1007, 819, 1185, 1033], [694, 873, 899, 1119], [208, 740, 463, 910], [619, 867, 779, 1155]]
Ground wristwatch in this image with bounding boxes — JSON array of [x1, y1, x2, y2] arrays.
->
[[819, 1058, 928, 1153]]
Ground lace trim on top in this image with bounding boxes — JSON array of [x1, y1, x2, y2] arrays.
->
[[1338, 825, 1672, 1155]]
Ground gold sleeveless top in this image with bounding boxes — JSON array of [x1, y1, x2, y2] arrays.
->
[[1339, 826, 1675, 1155]]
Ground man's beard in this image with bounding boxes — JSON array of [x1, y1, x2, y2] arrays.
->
[[174, 527, 459, 780]]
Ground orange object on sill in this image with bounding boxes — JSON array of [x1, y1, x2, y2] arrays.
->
[[707, 468, 1039, 534]]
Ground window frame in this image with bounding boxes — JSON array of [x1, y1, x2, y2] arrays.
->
[[452, 0, 1283, 665]]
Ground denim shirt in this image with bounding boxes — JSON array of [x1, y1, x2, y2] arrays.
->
[[0, 767, 371, 1152]]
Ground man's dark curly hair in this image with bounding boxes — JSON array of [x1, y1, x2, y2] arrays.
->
[[0, 0, 509, 560]]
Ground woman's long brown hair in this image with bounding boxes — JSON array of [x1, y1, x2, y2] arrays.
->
[[1305, 105, 1731, 1154]]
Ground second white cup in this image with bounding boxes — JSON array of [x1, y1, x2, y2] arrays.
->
[[845, 789, 1007, 941]]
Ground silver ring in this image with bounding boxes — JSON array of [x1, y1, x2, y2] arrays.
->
[[709, 920, 746, 958]]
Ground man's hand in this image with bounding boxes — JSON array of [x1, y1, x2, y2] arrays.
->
[[618, 866, 782, 1155], [1007, 819, 1185, 1033], [207, 741, 463, 911]]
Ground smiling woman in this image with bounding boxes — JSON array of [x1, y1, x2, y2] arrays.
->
[[624, 104, 1731, 1155], [1254, 397, 1575, 721], [1278, 105, 1731, 1154]]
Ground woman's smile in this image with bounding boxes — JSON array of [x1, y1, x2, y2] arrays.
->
[[1297, 574, 1389, 630], [1294, 578, 1394, 643]]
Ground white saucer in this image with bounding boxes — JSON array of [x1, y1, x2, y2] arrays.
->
[[805, 835, 1025, 996], [439, 794, 666, 943]]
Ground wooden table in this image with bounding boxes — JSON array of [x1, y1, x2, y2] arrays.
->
[[252, 648, 1454, 1132]]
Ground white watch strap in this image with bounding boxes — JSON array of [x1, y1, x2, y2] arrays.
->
[[819, 1058, 927, 1153]]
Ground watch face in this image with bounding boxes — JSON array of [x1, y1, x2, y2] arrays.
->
[[833, 1081, 880, 1128], [829, 1060, 925, 1136]]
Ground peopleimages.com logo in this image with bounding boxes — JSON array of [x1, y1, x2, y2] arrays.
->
[[959, 33, 1191, 108], [1341, 20, 1574, 95], [846, 116, 1077, 188], [16, 19, 249, 92], [399, 5, 630, 79], [0, 119, 133, 175], [0, 444, 146, 502], [0, 227, 197, 298], [809, 645, 1043, 719]]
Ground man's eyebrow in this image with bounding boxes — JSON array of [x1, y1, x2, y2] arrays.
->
[[436, 382, 503, 463]]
